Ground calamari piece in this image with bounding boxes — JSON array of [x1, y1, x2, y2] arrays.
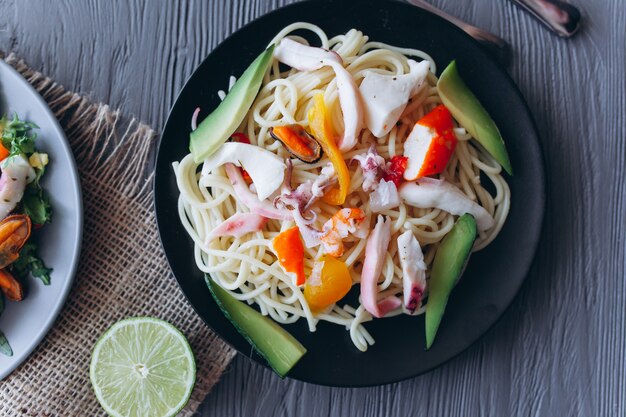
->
[[397, 230, 427, 313], [359, 60, 430, 138], [0, 155, 35, 221], [206, 212, 267, 243], [327, 60, 364, 152], [353, 144, 385, 192], [399, 178, 495, 231], [202, 142, 285, 200], [360, 215, 401, 318], [292, 208, 323, 248], [225, 163, 291, 220], [274, 38, 364, 152], [369, 179, 400, 213], [274, 37, 341, 71]]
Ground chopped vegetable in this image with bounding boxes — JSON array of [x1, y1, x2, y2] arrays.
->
[[426, 213, 477, 349], [437, 61, 512, 175], [207, 213, 267, 242], [303, 256, 352, 312], [383, 155, 408, 188], [0, 269, 24, 301], [308, 94, 350, 205], [397, 230, 426, 313], [0, 115, 38, 157], [360, 215, 402, 318], [190, 45, 275, 163], [272, 227, 306, 286], [201, 142, 286, 201], [399, 178, 494, 231], [11, 241, 52, 285], [270, 125, 322, 163], [0, 214, 31, 269], [206, 278, 307, 378], [403, 105, 458, 180], [359, 60, 430, 137]]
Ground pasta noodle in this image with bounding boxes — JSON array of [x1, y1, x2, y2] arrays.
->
[[174, 23, 510, 351]]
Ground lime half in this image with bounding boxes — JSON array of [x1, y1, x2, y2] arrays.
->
[[90, 317, 196, 417]]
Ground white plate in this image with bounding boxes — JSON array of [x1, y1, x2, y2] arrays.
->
[[0, 60, 83, 380]]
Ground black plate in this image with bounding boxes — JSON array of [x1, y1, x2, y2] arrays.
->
[[154, 0, 545, 387]]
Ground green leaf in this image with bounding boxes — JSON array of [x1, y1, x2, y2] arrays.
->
[[22, 179, 52, 225], [1, 114, 39, 157], [10, 242, 52, 285], [0, 330, 12, 356]]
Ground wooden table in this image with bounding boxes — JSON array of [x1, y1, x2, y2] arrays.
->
[[2, 0, 624, 415]]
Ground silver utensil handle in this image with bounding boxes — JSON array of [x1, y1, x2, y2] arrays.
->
[[406, 0, 511, 66], [511, 0, 581, 37]]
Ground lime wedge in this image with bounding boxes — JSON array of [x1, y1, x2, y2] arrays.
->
[[90, 317, 196, 417]]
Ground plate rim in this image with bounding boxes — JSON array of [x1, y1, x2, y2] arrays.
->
[[0, 59, 84, 380], [154, 0, 546, 387]]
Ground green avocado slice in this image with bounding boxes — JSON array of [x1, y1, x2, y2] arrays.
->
[[190, 45, 275, 163], [437, 60, 513, 175], [206, 276, 306, 378], [425, 213, 477, 349]]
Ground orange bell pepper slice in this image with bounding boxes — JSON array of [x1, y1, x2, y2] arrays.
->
[[307, 94, 350, 205], [272, 226, 306, 286], [304, 255, 352, 312]]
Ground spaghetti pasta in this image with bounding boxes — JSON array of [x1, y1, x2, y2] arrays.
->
[[174, 23, 510, 351]]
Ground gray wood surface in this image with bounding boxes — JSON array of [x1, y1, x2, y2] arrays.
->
[[1, 0, 624, 416]]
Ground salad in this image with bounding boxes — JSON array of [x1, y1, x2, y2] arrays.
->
[[174, 23, 511, 377], [0, 114, 52, 356]]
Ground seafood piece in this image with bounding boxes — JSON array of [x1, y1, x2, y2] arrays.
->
[[224, 164, 291, 220], [202, 142, 286, 200], [206, 212, 267, 243], [0, 269, 23, 301], [0, 155, 36, 221], [0, 214, 31, 269], [360, 215, 402, 318], [399, 178, 495, 231], [359, 60, 430, 137], [397, 230, 427, 313], [320, 208, 367, 257], [369, 179, 400, 213], [270, 125, 323, 163], [274, 37, 341, 71], [353, 144, 385, 192]]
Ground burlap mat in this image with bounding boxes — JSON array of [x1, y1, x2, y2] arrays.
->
[[0, 53, 236, 416]]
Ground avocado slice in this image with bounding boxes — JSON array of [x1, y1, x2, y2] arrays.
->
[[206, 276, 307, 378], [437, 61, 513, 175], [190, 45, 275, 163], [425, 213, 477, 349]]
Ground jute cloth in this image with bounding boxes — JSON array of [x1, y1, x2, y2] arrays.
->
[[0, 53, 236, 416]]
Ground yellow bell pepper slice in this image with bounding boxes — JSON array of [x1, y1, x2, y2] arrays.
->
[[307, 94, 350, 205]]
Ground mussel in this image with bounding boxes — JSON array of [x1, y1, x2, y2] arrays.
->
[[269, 124, 323, 163], [0, 269, 23, 301], [0, 214, 31, 269]]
